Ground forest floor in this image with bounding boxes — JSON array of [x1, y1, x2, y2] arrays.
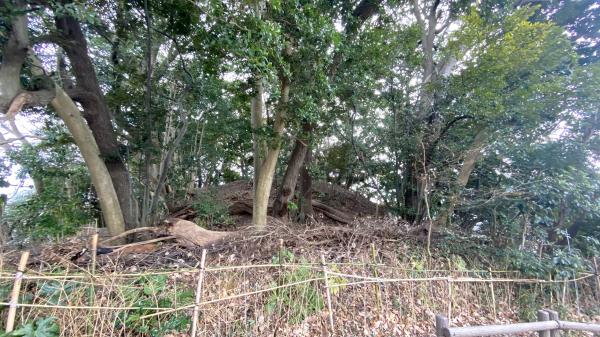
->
[[1, 181, 599, 336]]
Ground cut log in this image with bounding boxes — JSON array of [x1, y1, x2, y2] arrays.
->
[[311, 200, 354, 224], [165, 218, 232, 248]]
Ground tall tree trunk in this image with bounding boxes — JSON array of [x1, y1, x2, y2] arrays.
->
[[298, 148, 314, 224], [272, 132, 309, 217], [252, 76, 289, 228], [272, 0, 383, 220], [51, 87, 126, 236], [436, 129, 487, 226], [0, 0, 125, 235], [251, 80, 267, 191], [403, 160, 420, 221], [54, 8, 138, 229]]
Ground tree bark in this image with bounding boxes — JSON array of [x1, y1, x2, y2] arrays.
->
[[273, 0, 383, 220], [251, 80, 267, 190], [53, 7, 138, 230], [436, 129, 488, 226], [0, 0, 125, 235], [50, 87, 126, 236], [252, 76, 289, 228], [271, 136, 308, 217], [298, 148, 314, 223]]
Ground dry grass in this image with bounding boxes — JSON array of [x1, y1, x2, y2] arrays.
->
[[1, 221, 599, 336]]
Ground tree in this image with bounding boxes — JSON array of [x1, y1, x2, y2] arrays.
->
[[0, 0, 125, 236]]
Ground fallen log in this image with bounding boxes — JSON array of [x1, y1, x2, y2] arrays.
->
[[311, 200, 354, 224], [165, 218, 233, 248]]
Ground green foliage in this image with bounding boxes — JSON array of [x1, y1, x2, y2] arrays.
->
[[3, 130, 96, 241], [267, 249, 324, 323], [0, 317, 59, 337], [191, 190, 234, 228], [118, 275, 194, 337], [37, 281, 80, 306]]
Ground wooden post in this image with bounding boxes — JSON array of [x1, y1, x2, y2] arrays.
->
[[90, 234, 99, 273], [546, 309, 560, 337], [447, 277, 453, 320], [190, 249, 207, 337], [489, 269, 496, 319], [593, 257, 600, 302], [435, 314, 449, 337], [572, 271, 581, 316], [5, 251, 29, 333], [88, 234, 99, 335], [537, 310, 550, 337], [321, 254, 335, 336], [370, 244, 382, 318]]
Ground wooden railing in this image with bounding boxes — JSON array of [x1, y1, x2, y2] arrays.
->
[[435, 309, 600, 337]]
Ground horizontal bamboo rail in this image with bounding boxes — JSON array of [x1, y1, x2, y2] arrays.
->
[[436, 309, 600, 337]]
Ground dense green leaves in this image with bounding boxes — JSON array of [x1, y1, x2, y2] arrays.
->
[[1, 1, 598, 267]]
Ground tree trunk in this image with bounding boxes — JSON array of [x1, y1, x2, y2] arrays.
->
[[51, 88, 126, 236], [251, 80, 267, 191], [403, 160, 420, 221], [0, 0, 125, 235], [298, 148, 314, 223], [252, 76, 289, 228], [437, 129, 488, 226], [272, 137, 308, 217], [54, 9, 138, 230], [274, 0, 383, 221]]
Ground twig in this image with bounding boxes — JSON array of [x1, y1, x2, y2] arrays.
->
[[100, 226, 161, 245], [108, 236, 176, 253]]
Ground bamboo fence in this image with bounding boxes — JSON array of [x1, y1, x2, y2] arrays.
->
[[0, 249, 598, 337]]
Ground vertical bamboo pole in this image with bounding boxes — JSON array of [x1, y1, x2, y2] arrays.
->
[[190, 249, 208, 337], [446, 277, 453, 320], [593, 257, 600, 302], [435, 314, 449, 337], [489, 269, 496, 320], [572, 272, 581, 316], [320, 254, 335, 336], [5, 251, 29, 333], [370, 244, 382, 318], [88, 234, 99, 335], [537, 310, 550, 337]]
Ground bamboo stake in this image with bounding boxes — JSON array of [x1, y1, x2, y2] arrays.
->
[[572, 270, 581, 315], [88, 234, 99, 335], [370, 244, 382, 318], [190, 249, 207, 337], [447, 277, 453, 320], [489, 269, 496, 319], [321, 254, 335, 336], [593, 257, 600, 302], [5, 251, 29, 333]]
